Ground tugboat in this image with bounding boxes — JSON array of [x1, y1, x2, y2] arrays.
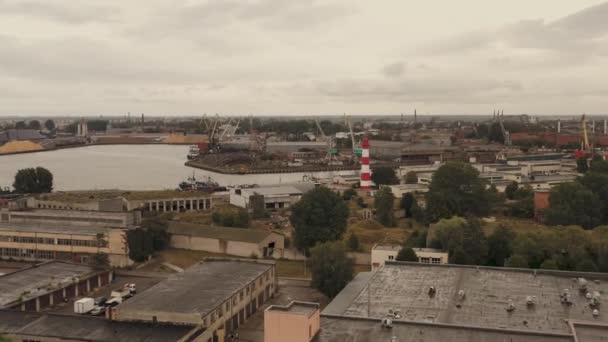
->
[[178, 174, 227, 192], [186, 145, 200, 160]]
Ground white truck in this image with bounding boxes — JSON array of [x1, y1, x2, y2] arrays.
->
[[111, 288, 131, 300], [74, 297, 95, 314]]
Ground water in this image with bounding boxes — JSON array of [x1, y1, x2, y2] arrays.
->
[[0, 145, 357, 191]]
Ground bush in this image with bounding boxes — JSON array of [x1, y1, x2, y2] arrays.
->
[[309, 241, 354, 298], [505, 254, 529, 268], [396, 247, 418, 262]]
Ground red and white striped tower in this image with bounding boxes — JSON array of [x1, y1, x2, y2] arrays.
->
[[360, 135, 372, 189]]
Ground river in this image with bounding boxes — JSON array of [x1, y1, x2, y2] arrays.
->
[[0, 145, 357, 191]]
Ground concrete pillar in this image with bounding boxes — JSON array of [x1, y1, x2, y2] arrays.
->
[[98, 275, 102, 288], [21, 303, 25, 311], [86, 279, 91, 292], [108, 272, 113, 283], [148, 202, 152, 211], [49, 293, 54, 306], [75, 283, 79, 297], [190, 199, 194, 211], [62, 288, 66, 299], [36, 297, 40, 312]]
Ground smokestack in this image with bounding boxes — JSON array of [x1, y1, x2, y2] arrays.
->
[[557, 120, 561, 133], [360, 135, 372, 190], [414, 109, 417, 123], [604, 119, 607, 135], [592, 120, 596, 133]]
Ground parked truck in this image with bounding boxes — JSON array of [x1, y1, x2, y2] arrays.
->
[[110, 288, 131, 300], [74, 297, 95, 314]]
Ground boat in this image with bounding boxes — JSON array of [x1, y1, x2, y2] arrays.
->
[[186, 145, 200, 160], [178, 174, 227, 192]]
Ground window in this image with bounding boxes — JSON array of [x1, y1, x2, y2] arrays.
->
[[388, 255, 394, 261], [431, 257, 441, 264], [420, 257, 430, 264], [240, 290, 244, 300]]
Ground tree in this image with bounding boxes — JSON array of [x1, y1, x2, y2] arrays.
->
[[576, 259, 598, 272], [505, 254, 529, 268], [577, 157, 589, 173], [400, 193, 416, 217], [404, 171, 418, 184], [13, 167, 53, 193], [545, 182, 603, 229], [425, 162, 490, 222], [308, 241, 354, 298], [505, 181, 519, 200], [434, 217, 487, 265], [212, 207, 250, 227], [44, 119, 56, 131], [249, 194, 268, 219], [342, 188, 357, 201], [141, 216, 170, 251], [396, 246, 418, 262], [90, 253, 110, 269], [348, 233, 360, 252], [290, 186, 349, 253], [126, 228, 154, 262], [486, 225, 515, 266], [371, 167, 398, 186], [15, 121, 26, 129], [374, 187, 395, 227], [28, 120, 41, 130], [590, 155, 608, 174], [540, 259, 559, 270]]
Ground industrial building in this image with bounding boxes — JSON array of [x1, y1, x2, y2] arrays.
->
[[0, 310, 199, 342], [27, 190, 215, 213], [168, 221, 285, 258], [229, 185, 309, 210], [0, 222, 131, 267], [0, 208, 140, 229], [371, 244, 448, 270], [115, 259, 277, 342], [264, 301, 321, 342], [319, 262, 608, 341], [0, 261, 112, 312]]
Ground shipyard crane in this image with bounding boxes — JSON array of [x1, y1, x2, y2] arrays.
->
[[314, 117, 327, 141]]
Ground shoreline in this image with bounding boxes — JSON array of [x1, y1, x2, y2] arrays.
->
[[0, 141, 192, 157]]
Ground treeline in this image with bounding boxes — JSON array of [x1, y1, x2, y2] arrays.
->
[[404, 217, 608, 272]]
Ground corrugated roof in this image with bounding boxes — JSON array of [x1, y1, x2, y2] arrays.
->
[[168, 221, 274, 244]]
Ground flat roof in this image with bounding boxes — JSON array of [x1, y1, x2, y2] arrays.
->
[[117, 260, 272, 317], [240, 186, 303, 196], [9, 208, 129, 218], [316, 316, 573, 342], [0, 310, 196, 342], [35, 190, 211, 203], [0, 261, 97, 308], [267, 301, 319, 316], [0, 222, 111, 236], [168, 221, 275, 244], [323, 262, 608, 335]]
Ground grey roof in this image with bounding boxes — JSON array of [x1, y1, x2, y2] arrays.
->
[[242, 185, 303, 196], [0, 261, 97, 307], [324, 262, 608, 335], [0, 222, 111, 236], [267, 301, 319, 316], [316, 316, 573, 342], [118, 260, 271, 317], [0, 310, 196, 342], [168, 221, 275, 244]]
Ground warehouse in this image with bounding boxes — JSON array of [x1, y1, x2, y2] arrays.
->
[[319, 262, 608, 341], [0, 261, 112, 311], [0, 310, 199, 342], [116, 259, 277, 342], [168, 221, 284, 258], [0, 222, 132, 267]]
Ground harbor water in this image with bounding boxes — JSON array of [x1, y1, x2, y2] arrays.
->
[[0, 145, 356, 191]]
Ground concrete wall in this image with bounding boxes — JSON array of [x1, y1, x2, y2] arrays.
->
[[1, 208, 136, 229], [264, 307, 320, 342], [170, 233, 284, 259]]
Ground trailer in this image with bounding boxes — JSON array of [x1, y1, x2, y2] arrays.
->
[[74, 297, 95, 314]]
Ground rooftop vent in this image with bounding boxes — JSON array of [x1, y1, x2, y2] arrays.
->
[[457, 290, 466, 301], [428, 286, 436, 297], [506, 299, 515, 312], [578, 278, 588, 292], [593, 309, 600, 317], [526, 296, 536, 307], [382, 317, 393, 329], [560, 289, 572, 305]]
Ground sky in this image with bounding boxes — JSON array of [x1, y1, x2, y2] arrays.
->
[[0, 0, 607, 116]]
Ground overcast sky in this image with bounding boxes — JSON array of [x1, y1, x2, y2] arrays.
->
[[1, 0, 607, 116]]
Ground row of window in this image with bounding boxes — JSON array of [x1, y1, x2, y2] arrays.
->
[[0, 235, 107, 247], [204, 268, 274, 326], [10, 214, 124, 224], [387, 255, 442, 264], [0, 247, 55, 259]]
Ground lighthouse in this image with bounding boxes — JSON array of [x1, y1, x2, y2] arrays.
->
[[360, 135, 372, 189]]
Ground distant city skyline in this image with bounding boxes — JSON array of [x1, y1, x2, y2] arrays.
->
[[1, 0, 607, 116]]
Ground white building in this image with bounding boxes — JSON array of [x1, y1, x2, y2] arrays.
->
[[388, 184, 429, 198], [371, 244, 449, 270], [230, 185, 307, 210]]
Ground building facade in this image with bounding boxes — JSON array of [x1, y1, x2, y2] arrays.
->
[[264, 302, 321, 342], [0, 223, 131, 267], [371, 244, 448, 270]]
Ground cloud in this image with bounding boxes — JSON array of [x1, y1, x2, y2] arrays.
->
[[0, 0, 119, 24], [382, 62, 406, 78]]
